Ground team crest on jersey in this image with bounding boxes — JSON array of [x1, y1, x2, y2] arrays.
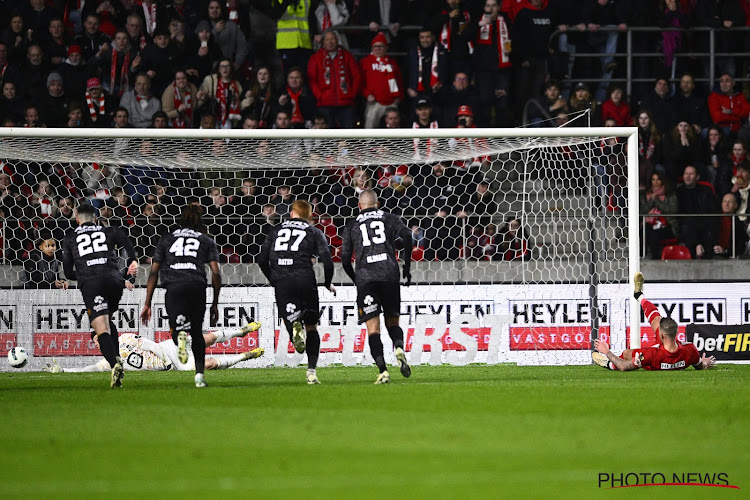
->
[[286, 303, 296, 313], [363, 295, 378, 314], [92, 295, 107, 312]]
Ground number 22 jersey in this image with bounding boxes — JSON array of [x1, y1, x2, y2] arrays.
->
[[61, 223, 137, 286]]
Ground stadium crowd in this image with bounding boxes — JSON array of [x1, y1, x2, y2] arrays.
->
[[1, 0, 750, 283]]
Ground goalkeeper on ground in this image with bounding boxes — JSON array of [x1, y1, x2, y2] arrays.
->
[[43, 322, 263, 373], [592, 272, 716, 371]]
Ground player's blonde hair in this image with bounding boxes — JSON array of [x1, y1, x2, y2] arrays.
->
[[291, 200, 312, 221]]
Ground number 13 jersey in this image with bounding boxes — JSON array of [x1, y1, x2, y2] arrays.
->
[[153, 228, 219, 287], [341, 208, 406, 285]]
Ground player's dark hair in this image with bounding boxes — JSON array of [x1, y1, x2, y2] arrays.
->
[[180, 203, 206, 232], [76, 203, 95, 221], [659, 317, 678, 338]]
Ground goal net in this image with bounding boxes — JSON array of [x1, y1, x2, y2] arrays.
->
[[0, 126, 639, 371]]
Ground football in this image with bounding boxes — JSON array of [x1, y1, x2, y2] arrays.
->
[[7, 347, 29, 368]]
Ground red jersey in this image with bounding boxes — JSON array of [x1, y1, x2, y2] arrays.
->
[[633, 342, 701, 370]]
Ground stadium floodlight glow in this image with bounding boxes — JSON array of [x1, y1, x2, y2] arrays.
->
[[0, 126, 640, 369]]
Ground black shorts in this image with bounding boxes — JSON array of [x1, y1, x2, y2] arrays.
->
[[357, 281, 401, 323], [275, 279, 320, 327], [81, 279, 124, 321], [165, 283, 207, 338]]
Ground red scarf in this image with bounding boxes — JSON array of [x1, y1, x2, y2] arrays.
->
[[639, 134, 656, 160], [321, 7, 332, 31], [86, 91, 106, 121], [416, 44, 438, 92], [138, 34, 147, 51], [217, 78, 241, 126], [476, 15, 511, 68], [375, 56, 400, 97], [173, 83, 192, 128], [732, 155, 745, 176], [287, 87, 304, 124], [110, 49, 130, 97], [439, 10, 473, 53], [323, 49, 350, 95]]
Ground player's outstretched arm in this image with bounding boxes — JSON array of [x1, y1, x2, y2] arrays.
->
[[209, 260, 221, 327], [694, 353, 716, 370], [140, 262, 161, 325], [594, 339, 638, 371]]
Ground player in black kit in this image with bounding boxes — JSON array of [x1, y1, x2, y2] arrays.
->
[[61, 203, 138, 388], [259, 200, 335, 384], [341, 190, 413, 384], [140, 204, 221, 388]]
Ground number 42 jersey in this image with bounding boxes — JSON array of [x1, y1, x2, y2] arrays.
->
[[61, 223, 137, 286], [153, 228, 219, 287]]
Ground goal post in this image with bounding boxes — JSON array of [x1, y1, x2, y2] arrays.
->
[[0, 125, 641, 370]]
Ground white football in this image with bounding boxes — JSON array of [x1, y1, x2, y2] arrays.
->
[[7, 347, 29, 368]]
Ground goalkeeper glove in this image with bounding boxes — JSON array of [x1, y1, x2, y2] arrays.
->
[[403, 267, 412, 286]]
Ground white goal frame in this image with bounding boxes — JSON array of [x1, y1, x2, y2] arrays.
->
[[0, 125, 642, 353]]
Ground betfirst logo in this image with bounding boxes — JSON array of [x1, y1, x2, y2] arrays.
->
[[692, 332, 750, 353], [509, 300, 610, 350]]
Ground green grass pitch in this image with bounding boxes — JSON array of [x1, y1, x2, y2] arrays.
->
[[1, 364, 748, 498]]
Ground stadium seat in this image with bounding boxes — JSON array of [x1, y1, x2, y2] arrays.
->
[[661, 245, 692, 260]]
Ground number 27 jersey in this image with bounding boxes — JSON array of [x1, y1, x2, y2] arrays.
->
[[153, 228, 219, 287]]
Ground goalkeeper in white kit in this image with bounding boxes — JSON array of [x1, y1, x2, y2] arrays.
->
[[43, 322, 263, 373]]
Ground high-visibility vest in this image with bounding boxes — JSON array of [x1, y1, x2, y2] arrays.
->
[[276, 0, 312, 50]]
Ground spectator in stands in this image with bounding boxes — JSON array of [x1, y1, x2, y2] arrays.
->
[[382, 106, 401, 128], [360, 32, 403, 129], [231, 178, 261, 216], [0, 81, 25, 123], [0, 43, 22, 92], [658, 0, 688, 76], [512, 0, 554, 119], [82, 162, 121, 201], [150, 110, 168, 128], [496, 215, 530, 261], [674, 73, 711, 136], [599, 83, 632, 127], [2, 13, 30, 66], [134, 201, 165, 263], [707, 73, 750, 139], [21, 43, 49, 105], [701, 125, 732, 195], [73, 13, 111, 62], [728, 139, 749, 182], [640, 171, 679, 259], [204, 0, 248, 72], [88, 30, 138, 99], [83, 0, 125, 37], [639, 77, 676, 135], [464, 225, 487, 260], [730, 161, 750, 226], [435, 71, 480, 127], [412, 97, 439, 160], [312, 0, 350, 50], [197, 57, 246, 129], [429, 0, 475, 77], [167, 17, 194, 72], [241, 113, 260, 129], [124, 13, 149, 54], [270, 184, 295, 216], [59, 45, 87, 102], [424, 210, 461, 260], [523, 79, 568, 127], [567, 82, 599, 126], [361, 0, 406, 44], [693, 0, 745, 82], [49, 195, 76, 240], [39, 71, 66, 127], [715, 192, 748, 258], [23, 104, 44, 127], [20, 233, 67, 290], [30, 178, 57, 218], [457, 180, 496, 220], [161, 69, 197, 128], [83, 77, 110, 127], [277, 67, 316, 129], [43, 17, 69, 68], [120, 72, 160, 128], [581, 0, 627, 103], [406, 28, 448, 106], [419, 162, 462, 215], [307, 31, 360, 128], [637, 110, 663, 189], [663, 120, 702, 181], [136, 27, 179, 97], [109, 186, 134, 225], [676, 164, 718, 259], [66, 101, 85, 128], [112, 106, 131, 128], [191, 20, 223, 84], [270, 0, 313, 76], [381, 173, 423, 217], [244, 65, 277, 128]]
